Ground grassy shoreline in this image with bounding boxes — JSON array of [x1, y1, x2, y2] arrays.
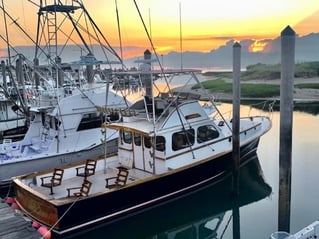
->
[[192, 78, 319, 98]]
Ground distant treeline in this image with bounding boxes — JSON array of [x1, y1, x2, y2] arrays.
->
[[203, 61, 319, 80]]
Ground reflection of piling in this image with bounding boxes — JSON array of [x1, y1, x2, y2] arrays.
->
[[233, 206, 240, 239], [278, 25, 295, 233], [232, 42, 241, 197]]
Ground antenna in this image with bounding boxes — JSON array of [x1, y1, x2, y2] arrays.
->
[[179, 2, 183, 70], [115, 0, 123, 68], [149, 8, 152, 41], [1, 0, 11, 64]]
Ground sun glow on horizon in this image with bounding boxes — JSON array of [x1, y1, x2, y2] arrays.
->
[[0, 0, 318, 59], [249, 40, 268, 53]]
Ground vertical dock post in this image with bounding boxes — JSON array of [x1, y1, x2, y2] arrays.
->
[[232, 41, 241, 239], [86, 53, 94, 84], [232, 42, 241, 196], [55, 56, 64, 87], [1, 60, 7, 89], [33, 57, 40, 90], [143, 49, 152, 97], [278, 25, 295, 232]]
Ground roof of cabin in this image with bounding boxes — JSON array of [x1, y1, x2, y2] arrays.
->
[[106, 100, 209, 136]]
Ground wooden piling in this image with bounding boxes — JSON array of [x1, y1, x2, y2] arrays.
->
[[55, 56, 64, 87], [232, 42, 241, 197], [15, 55, 27, 106], [15, 55, 23, 85], [33, 58, 40, 89], [1, 60, 7, 89], [143, 49, 152, 97], [278, 25, 295, 233], [86, 53, 94, 84]]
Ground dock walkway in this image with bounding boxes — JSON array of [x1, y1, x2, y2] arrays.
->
[[0, 197, 40, 239]]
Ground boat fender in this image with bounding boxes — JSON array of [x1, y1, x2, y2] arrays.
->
[[5, 197, 15, 205], [11, 202, 20, 210], [37, 226, 51, 239], [32, 220, 40, 228]]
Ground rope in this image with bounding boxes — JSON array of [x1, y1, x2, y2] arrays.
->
[[3, 181, 13, 200], [45, 196, 81, 235]]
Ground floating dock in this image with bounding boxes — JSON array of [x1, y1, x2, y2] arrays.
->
[[0, 197, 42, 239]]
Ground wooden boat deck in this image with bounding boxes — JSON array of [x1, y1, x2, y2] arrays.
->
[[0, 198, 40, 239], [20, 156, 154, 200]]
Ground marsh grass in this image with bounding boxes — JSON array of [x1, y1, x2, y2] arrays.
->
[[192, 79, 279, 98], [295, 83, 319, 89]]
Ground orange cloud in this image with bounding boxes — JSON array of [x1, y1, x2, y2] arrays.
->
[[0, 49, 6, 58], [249, 40, 267, 52], [294, 10, 319, 36]]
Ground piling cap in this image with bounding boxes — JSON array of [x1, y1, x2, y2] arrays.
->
[[281, 25, 295, 36], [233, 42, 241, 48], [144, 49, 152, 59]]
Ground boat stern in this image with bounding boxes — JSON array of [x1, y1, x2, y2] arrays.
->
[[13, 177, 60, 230]]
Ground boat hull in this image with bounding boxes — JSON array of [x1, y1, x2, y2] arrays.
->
[[0, 138, 118, 187], [70, 153, 271, 238], [14, 137, 259, 236]]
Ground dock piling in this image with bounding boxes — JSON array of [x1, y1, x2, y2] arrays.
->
[[278, 25, 295, 233], [232, 42, 241, 197]]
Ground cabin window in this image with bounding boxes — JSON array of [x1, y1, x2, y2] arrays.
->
[[172, 129, 195, 151], [123, 131, 132, 144], [134, 133, 141, 146], [77, 112, 103, 131], [197, 125, 219, 143], [144, 136, 152, 149], [143, 136, 165, 151], [155, 136, 165, 152]]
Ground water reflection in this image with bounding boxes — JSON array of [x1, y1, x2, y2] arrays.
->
[[73, 153, 271, 239], [1, 102, 318, 238], [240, 100, 319, 116]]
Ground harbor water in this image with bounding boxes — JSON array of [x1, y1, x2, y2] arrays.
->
[[1, 103, 318, 239]]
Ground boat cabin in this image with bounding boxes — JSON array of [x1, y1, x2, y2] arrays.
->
[[106, 100, 223, 174]]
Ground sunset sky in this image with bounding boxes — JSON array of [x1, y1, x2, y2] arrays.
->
[[1, 0, 319, 58]]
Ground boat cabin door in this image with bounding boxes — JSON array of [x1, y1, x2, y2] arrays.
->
[[143, 136, 154, 173], [133, 134, 166, 174], [132, 133, 153, 173]]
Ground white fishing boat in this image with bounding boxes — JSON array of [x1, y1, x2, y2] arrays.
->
[[270, 221, 319, 239], [0, 84, 129, 187], [12, 68, 272, 237]]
